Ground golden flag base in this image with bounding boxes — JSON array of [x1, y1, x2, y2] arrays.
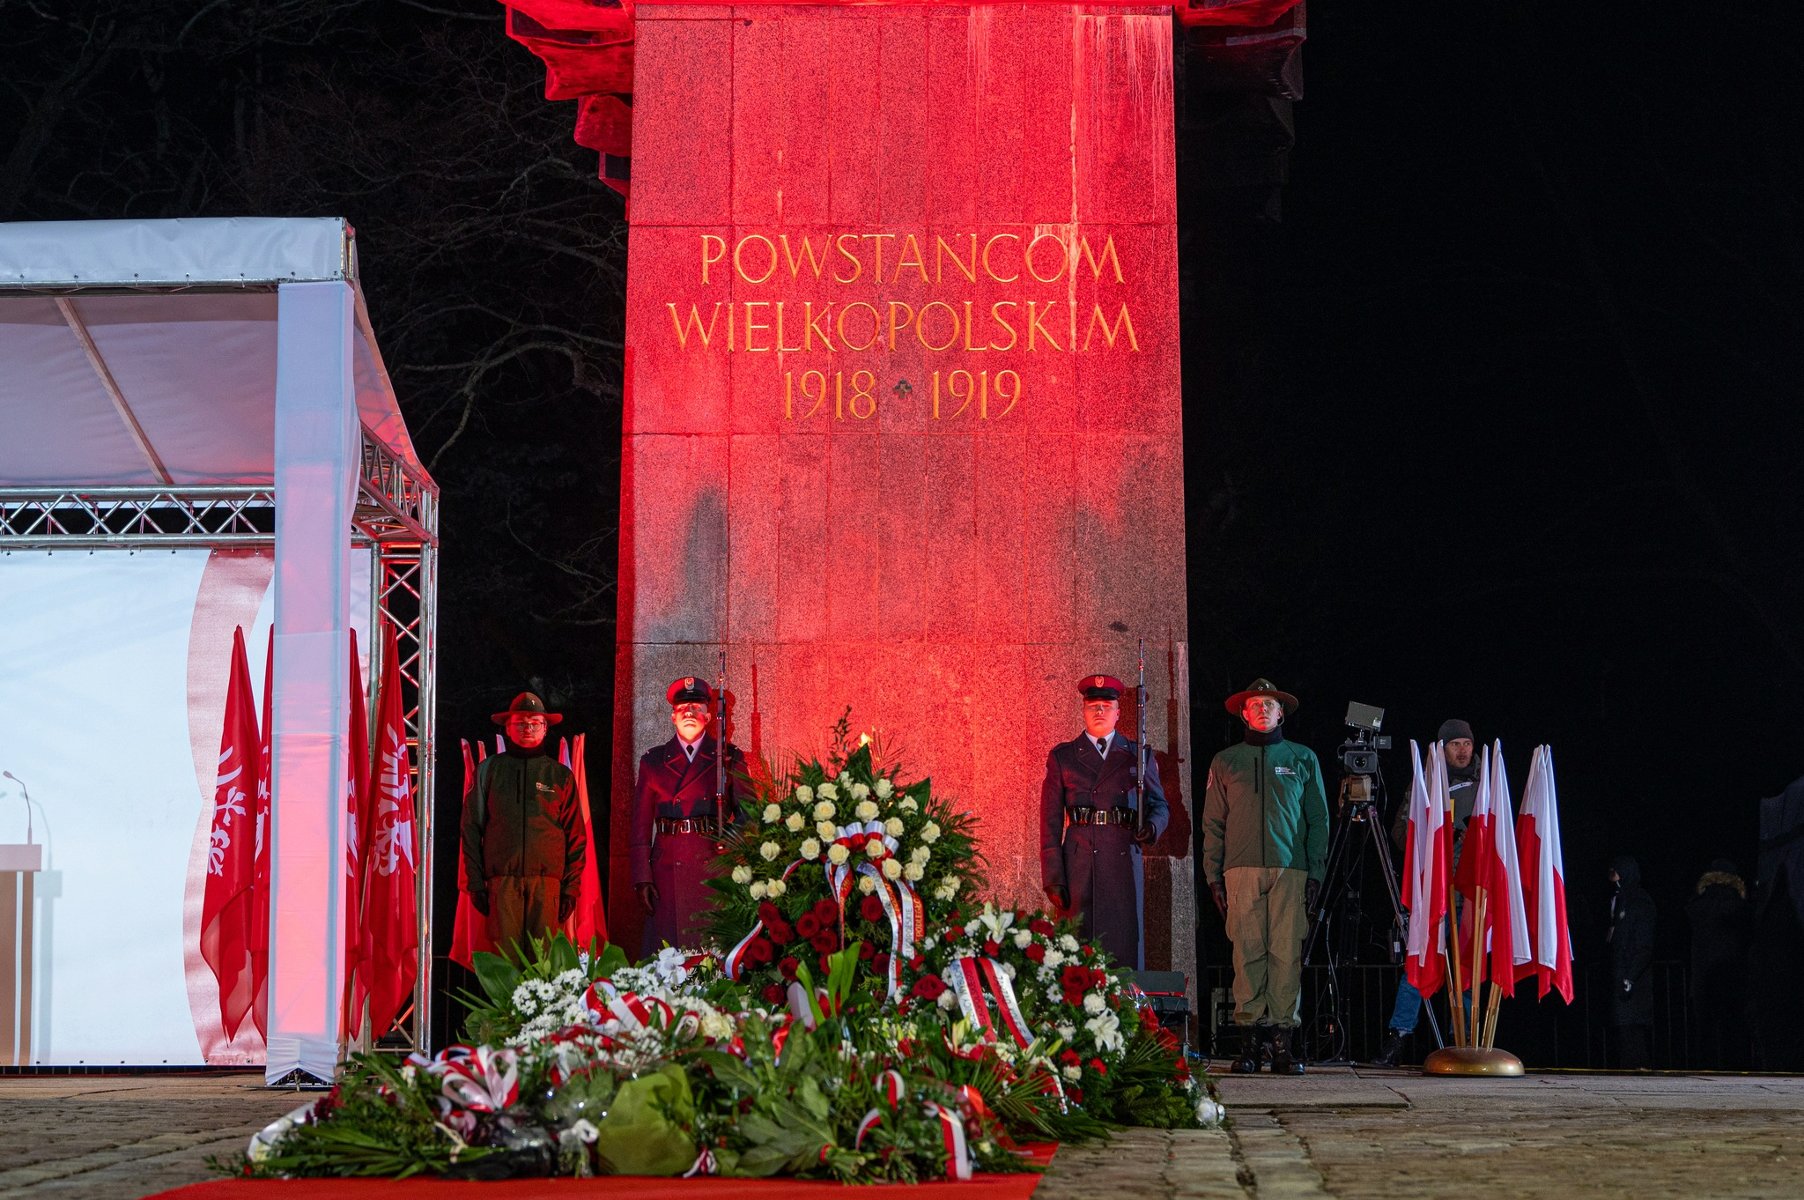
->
[[1423, 1046, 1525, 1076]]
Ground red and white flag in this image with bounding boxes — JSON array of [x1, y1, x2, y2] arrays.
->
[[360, 628, 419, 1038], [341, 630, 371, 1037], [1514, 744, 1574, 1003], [200, 626, 260, 1041], [1402, 740, 1450, 997], [560, 734, 608, 948], [249, 629, 274, 1042], [1482, 742, 1532, 996]]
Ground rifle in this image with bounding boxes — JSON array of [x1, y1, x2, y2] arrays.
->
[[1136, 637, 1149, 838], [714, 651, 729, 819]]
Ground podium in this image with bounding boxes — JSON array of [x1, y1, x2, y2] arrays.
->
[[1, 842, 41, 1066]]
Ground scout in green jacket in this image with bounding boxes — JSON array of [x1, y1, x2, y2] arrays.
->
[[1201, 678, 1328, 1075]]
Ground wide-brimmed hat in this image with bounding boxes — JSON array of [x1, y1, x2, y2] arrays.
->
[[491, 691, 563, 726], [1224, 678, 1298, 717]]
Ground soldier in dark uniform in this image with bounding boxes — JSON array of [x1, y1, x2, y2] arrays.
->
[[631, 676, 745, 953], [1040, 674, 1170, 969]]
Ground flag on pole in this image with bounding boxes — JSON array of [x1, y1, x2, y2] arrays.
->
[[200, 626, 260, 1041], [249, 628, 274, 1042], [560, 734, 608, 947], [450, 739, 497, 969], [1515, 744, 1574, 1003], [342, 630, 371, 1038], [1402, 740, 1449, 996], [1450, 744, 1494, 985], [1485, 741, 1532, 998], [361, 627, 420, 1038]]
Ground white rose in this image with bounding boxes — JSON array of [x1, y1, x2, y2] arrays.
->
[[795, 784, 814, 803], [899, 796, 918, 812], [851, 782, 871, 800], [1062, 1065, 1083, 1082], [762, 803, 782, 824], [1013, 930, 1034, 949], [865, 838, 887, 859], [882, 857, 903, 881], [818, 782, 839, 800], [800, 838, 822, 861], [785, 812, 806, 832], [816, 820, 837, 840], [731, 865, 753, 885], [837, 771, 851, 784], [942, 876, 960, 896], [855, 800, 879, 821], [750, 881, 769, 899], [828, 844, 850, 866], [903, 862, 924, 882], [766, 879, 787, 898], [759, 841, 781, 862], [911, 845, 931, 865], [875, 778, 894, 798], [1083, 993, 1105, 1015], [858, 874, 878, 895], [921, 822, 941, 843], [814, 800, 836, 821], [934, 882, 955, 901], [884, 817, 906, 837]]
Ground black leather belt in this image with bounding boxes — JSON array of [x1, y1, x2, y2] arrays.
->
[[1069, 807, 1137, 827], [656, 817, 721, 836]]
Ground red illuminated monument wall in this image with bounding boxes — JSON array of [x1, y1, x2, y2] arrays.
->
[[616, 3, 1193, 984]]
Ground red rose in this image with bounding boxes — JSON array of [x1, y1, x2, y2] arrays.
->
[[1025, 943, 1046, 964], [858, 941, 877, 960], [758, 901, 782, 925], [749, 937, 775, 964], [779, 955, 800, 981], [861, 894, 887, 923], [1062, 987, 1084, 1008], [810, 930, 838, 953], [873, 952, 891, 976], [1089, 968, 1108, 989], [1089, 1058, 1107, 1077], [796, 912, 822, 939], [813, 898, 840, 923], [982, 939, 1002, 958], [1060, 965, 1089, 990], [912, 976, 945, 1000], [1030, 918, 1056, 937], [1067, 1086, 1083, 1104], [768, 920, 796, 944]]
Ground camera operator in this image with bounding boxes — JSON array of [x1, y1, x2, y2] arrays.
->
[[1369, 718, 1480, 1067], [1202, 679, 1329, 1075]]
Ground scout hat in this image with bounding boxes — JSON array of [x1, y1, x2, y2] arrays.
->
[[1224, 678, 1298, 716], [1078, 674, 1125, 700], [491, 691, 562, 725], [666, 676, 715, 706]]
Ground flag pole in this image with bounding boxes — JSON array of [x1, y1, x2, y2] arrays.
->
[[1469, 885, 1489, 1045], [1447, 878, 1466, 1046]]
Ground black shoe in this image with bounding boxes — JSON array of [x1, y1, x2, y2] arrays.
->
[[1269, 1027, 1305, 1075], [1370, 1029, 1409, 1068], [1230, 1025, 1262, 1074]]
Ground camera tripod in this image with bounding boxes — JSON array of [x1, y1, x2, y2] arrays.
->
[[1300, 773, 1442, 1063]]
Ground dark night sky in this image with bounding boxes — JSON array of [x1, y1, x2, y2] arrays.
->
[[4, 2, 1798, 971]]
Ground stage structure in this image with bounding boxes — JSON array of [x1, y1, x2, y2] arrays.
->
[[0, 219, 438, 1081], [505, 1, 1227, 1009]]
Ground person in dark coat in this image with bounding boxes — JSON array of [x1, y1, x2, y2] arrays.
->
[[1686, 857, 1751, 1069], [631, 676, 744, 954], [1608, 854, 1658, 1068], [1040, 674, 1169, 971], [462, 692, 587, 959]]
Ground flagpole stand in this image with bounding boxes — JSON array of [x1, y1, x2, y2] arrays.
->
[[1422, 1046, 1524, 1076]]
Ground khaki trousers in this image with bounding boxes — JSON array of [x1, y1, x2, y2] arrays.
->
[[1223, 866, 1309, 1027]]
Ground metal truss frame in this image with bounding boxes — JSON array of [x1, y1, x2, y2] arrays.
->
[[0, 424, 440, 1057]]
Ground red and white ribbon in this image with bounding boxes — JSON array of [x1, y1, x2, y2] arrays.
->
[[926, 1103, 973, 1180], [684, 1147, 718, 1177]]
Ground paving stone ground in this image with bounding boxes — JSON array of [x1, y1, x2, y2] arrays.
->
[[4, 1066, 1804, 1198]]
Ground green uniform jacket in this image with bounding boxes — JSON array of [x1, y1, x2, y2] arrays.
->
[[1201, 735, 1329, 887], [463, 749, 586, 902]]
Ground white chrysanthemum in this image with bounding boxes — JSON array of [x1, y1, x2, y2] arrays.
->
[[858, 873, 878, 895], [1062, 1065, 1083, 1082], [874, 777, 894, 798], [850, 781, 871, 800], [814, 800, 836, 821], [1057, 1023, 1077, 1041], [785, 812, 806, 832], [1083, 992, 1106, 1015], [762, 803, 782, 824], [799, 837, 822, 861], [899, 796, 918, 812], [750, 880, 769, 899], [828, 843, 851, 865], [882, 857, 903, 880], [818, 782, 839, 800], [884, 817, 905, 837], [759, 841, 781, 862], [1000, 962, 1016, 980], [903, 862, 924, 882], [937, 989, 958, 1010], [1044, 948, 1066, 969], [921, 821, 941, 843], [1013, 929, 1034, 949], [731, 864, 753, 885], [855, 800, 879, 821], [795, 784, 814, 803], [766, 879, 787, 897], [1059, 934, 1080, 952], [865, 838, 887, 859]]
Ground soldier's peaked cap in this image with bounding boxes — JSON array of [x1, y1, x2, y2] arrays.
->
[[1079, 675, 1125, 700], [667, 676, 715, 706]]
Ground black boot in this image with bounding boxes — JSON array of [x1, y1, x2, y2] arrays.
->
[[1230, 1025, 1262, 1074], [1370, 1028, 1409, 1068], [1269, 1027, 1305, 1075]]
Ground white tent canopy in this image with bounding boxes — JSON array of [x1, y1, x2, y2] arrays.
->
[[0, 218, 437, 1083]]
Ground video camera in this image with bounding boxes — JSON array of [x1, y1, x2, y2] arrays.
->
[[1337, 701, 1393, 778]]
